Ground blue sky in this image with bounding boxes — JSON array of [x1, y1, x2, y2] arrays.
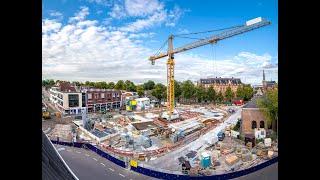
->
[[42, 0, 278, 85]]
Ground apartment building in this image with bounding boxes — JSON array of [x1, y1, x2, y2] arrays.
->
[[81, 87, 123, 112], [197, 77, 242, 95], [49, 82, 86, 115]]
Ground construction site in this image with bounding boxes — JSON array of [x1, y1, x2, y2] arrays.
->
[[42, 17, 278, 176]]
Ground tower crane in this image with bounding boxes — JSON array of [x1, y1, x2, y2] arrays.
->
[[149, 17, 271, 120]]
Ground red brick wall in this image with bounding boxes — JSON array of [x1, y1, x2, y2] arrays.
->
[[241, 108, 267, 135]]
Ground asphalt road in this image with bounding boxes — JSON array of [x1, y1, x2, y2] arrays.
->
[[54, 144, 277, 180], [235, 162, 278, 180], [54, 144, 155, 180]]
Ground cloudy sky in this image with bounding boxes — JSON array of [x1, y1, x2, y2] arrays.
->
[[42, 0, 278, 85]]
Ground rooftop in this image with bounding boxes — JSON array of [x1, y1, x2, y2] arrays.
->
[[242, 97, 263, 108], [199, 77, 242, 85]]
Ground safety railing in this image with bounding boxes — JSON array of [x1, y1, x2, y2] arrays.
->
[[51, 139, 278, 180]]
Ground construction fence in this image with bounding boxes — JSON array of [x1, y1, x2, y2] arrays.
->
[[50, 140, 278, 180]]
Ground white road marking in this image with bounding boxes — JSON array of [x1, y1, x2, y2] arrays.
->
[[67, 149, 71, 152], [85, 154, 90, 157], [109, 168, 114, 172], [119, 173, 125, 177], [57, 147, 65, 151], [93, 158, 98, 161], [76, 151, 81, 154], [100, 163, 105, 166]]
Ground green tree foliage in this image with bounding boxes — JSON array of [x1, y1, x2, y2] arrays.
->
[[125, 80, 136, 91], [71, 81, 81, 86], [108, 82, 115, 89], [143, 80, 155, 90], [42, 79, 55, 87], [136, 85, 144, 97], [115, 80, 126, 90], [233, 119, 241, 131], [236, 84, 254, 101], [181, 80, 196, 101], [207, 86, 216, 103], [174, 80, 182, 102], [225, 86, 234, 102], [194, 86, 207, 103], [216, 91, 224, 103], [93, 81, 107, 89], [257, 89, 278, 132], [152, 83, 166, 100]]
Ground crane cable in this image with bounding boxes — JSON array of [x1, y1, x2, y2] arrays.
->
[[153, 39, 168, 57], [174, 25, 242, 36]]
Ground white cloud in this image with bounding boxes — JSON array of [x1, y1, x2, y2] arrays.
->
[[165, 5, 185, 27], [119, 11, 167, 32], [108, 0, 186, 32], [108, 3, 126, 19], [86, 0, 111, 6], [124, 0, 164, 17], [42, 7, 277, 85], [69, 6, 90, 23], [49, 10, 63, 20], [42, 19, 62, 34]]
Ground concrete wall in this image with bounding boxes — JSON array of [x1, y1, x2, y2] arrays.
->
[[241, 108, 267, 135]]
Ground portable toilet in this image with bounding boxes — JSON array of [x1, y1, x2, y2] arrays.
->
[[200, 151, 212, 168]]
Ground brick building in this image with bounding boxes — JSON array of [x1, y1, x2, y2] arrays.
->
[[197, 77, 242, 95], [81, 87, 123, 112], [262, 70, 277, 92], [240, 97, 267, 136]]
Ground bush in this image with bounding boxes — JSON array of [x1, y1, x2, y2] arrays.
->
[[233, 119, 241, 131], [270, 131, 278, 141]]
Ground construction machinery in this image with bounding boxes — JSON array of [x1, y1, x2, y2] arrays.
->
[[149, 17, 271, 120]]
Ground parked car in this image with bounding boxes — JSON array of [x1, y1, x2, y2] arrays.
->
[[217, 131, 225, 141]]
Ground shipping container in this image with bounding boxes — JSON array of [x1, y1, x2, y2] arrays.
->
[[246, 17, 262, 26]]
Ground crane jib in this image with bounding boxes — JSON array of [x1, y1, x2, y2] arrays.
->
[[149, 20, 270, 61]]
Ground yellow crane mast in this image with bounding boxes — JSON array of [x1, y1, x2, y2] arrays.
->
[[149, 17, 271, 119]]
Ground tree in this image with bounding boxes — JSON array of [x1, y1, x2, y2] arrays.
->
[[257, 89, 278, 133], [225, 86, 234, 102], [72, 81, 81, 86], [108, 82, 115, 89], [152, 83, 166, 101], [143, 80, 155, 90], [236, 86, 244, 99], [94, 81, 108, 89], [237, 84, 254, 101], [194, 86, 206, 103], [115, 80, 126, 90], [207, 86, 216, 103], [216, 91, 224, 103], [174, 80, 182, 102], [89, 82, 95, 87], [85, 81, 90, 86], [125, 80, 136, 91], [136, 85, 144, 97], [181, 80, 196, 102]]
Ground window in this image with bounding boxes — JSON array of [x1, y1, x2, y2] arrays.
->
[[88, 93, 92, 99], [82, 93, 86, 107], [251, 121, 257, 129], [101, 93, 105, 98], [260, 121, 265, 128], [94, 93, 99, 99], [68, 94, 79, 107]]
